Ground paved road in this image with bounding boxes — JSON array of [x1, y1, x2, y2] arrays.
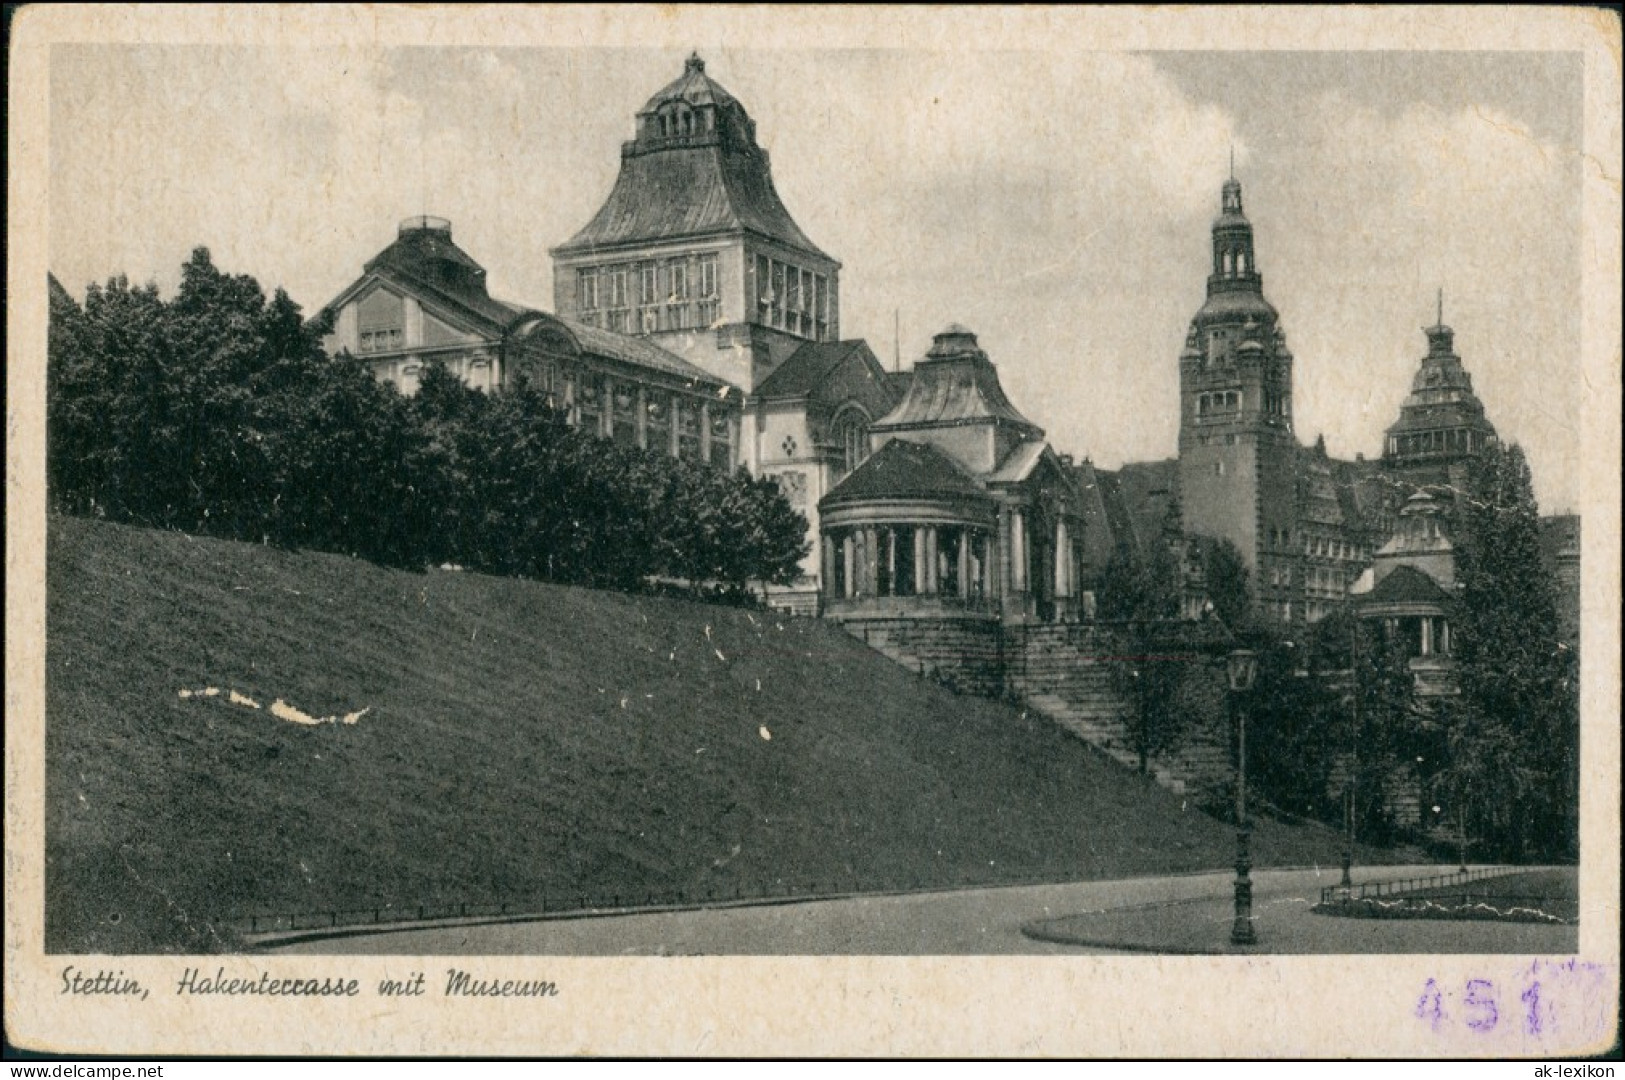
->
[[268, 865, 1577, 955]]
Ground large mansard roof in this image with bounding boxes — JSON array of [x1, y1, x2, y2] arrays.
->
[[873, 326, 1042, 435], [552, 55, 832, 261]]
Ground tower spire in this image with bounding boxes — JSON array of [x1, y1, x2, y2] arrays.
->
[[1229, 145, 1235, 180], [1437, 287, 1444, 328]]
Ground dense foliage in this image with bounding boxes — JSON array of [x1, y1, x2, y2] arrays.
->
[[1445, 443, 1578, 860], [47, 251, 808, 599], [1098, 538, 1189, 774], [1246, 609, 1420, 840]]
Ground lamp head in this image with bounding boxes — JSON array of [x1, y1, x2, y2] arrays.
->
[[1226, 648, 1259, 693]]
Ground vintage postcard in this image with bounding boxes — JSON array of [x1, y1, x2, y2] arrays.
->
[[6, 4, 1621, 1059]]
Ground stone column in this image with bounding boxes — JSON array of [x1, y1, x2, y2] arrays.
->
[[863, 527, 879, 598], [700, 401, 712, 462], [957, 530, 970, 602], [600, 377, 614, 438], [925, 526, 938, 594], [636, 387, 648, 450], [886, 529, 897, 597], [914, 528, 927, 595], [1011, 511, 1026, 593], [1055, 520, 1069, 597], [842, 535, 856, 599]]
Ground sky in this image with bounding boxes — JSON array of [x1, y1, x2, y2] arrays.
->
[[49, 45, 1584, 512]]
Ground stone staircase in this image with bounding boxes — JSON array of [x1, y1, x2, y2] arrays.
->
[[837, 617, 1234, 798]]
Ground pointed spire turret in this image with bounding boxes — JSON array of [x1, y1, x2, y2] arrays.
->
[[1384, 300, 1498, 472]]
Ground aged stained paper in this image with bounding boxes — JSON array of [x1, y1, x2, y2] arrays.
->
[[6, 5, 1621, 1058]]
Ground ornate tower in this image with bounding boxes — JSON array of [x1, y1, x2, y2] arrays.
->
[[1176, 175, 1299, 614], [1382, 296, 1499, 495], [550, 54, 841, 391]]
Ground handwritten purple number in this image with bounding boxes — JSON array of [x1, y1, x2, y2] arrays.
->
[[1416, 978, 1445, 1031], [1464, 978, 1498, 1032], [1521, 981, 1541, 1036]]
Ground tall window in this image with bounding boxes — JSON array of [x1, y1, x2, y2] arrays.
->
[[709, 411, 733, 470], [665, 260, 690, 330], [645, 391, 672, 455], [577, 374, 605, 434], [676, 400, 702, 461], [831, 408, 870, 479], [578, 269, 599, 313]]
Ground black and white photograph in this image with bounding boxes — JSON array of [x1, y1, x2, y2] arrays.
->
[[7, 4, 1620, 1059]]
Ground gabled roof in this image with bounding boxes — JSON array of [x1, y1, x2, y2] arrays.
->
[[1363, 564, 1451, 606], [985, 438, 1049, 484], [821, 438, 990, 508], [753, 340, 868, 399], [331, 220, 525, 335], [1114, 459, 1181, 550], [323, 221, 729, 391]]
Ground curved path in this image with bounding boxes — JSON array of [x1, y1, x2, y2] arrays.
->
[[266, 865, 1577, 955]]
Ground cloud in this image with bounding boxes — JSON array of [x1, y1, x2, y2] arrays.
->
[[47, 47, 1580, 511]]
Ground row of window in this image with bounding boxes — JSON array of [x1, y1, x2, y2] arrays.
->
[[1196, 390, 1242, 416], [577, 256, 719, 331], [1216, 248, 1252, 276], [1267, 562, 1351, 591], [1195, 388, 1289, 420], [1387, 429, 1492, 458], [358, 327, 403, 353], [754, 255, 831, 341], [514, 359, 735, 468], [581, 300, 722, 335], [1267, 527, 1363, 562]]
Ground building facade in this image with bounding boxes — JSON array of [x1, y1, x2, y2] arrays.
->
[[317, 215, 745, 470], [550, 54, 841, 395], [818, 326, 1087, 626]]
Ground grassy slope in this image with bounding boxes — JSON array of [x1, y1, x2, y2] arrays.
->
[[46, 515, 1367, 953]]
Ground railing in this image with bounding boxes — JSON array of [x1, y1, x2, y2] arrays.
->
[[233, 865, 1208, 940], [1317, 865, 1511, 906]]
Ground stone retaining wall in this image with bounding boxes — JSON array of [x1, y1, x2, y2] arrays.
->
[[835, 615, 1237, 798]]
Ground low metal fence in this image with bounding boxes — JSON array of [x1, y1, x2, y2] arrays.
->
[[1317, 865, 1515, 907]]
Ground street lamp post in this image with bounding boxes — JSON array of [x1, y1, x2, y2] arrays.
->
[[1226, 647, 1259, 947]]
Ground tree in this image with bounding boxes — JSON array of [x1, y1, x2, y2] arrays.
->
[[1448, 442, 1577, 859], [1193, 535, 1251, 631], [1099, 539, 1188, 774], [1246, 625, 1341, 820], [48, 251, 811, 606]]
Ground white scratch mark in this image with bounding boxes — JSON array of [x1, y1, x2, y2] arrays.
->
[[758, 725, 772, 741]]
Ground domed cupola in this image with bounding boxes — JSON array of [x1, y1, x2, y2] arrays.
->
[[1194, 174, 1279, 330], [632, 52, 756, 152]]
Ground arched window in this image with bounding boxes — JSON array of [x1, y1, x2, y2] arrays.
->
[[1223, 252, 1234, 275], [1237, 251, 1248, 274], [831, 406, 872, 479]]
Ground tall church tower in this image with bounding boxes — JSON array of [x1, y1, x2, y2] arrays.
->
[[1177, 175, 1299, 613], [551, 54, 841, 391]]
